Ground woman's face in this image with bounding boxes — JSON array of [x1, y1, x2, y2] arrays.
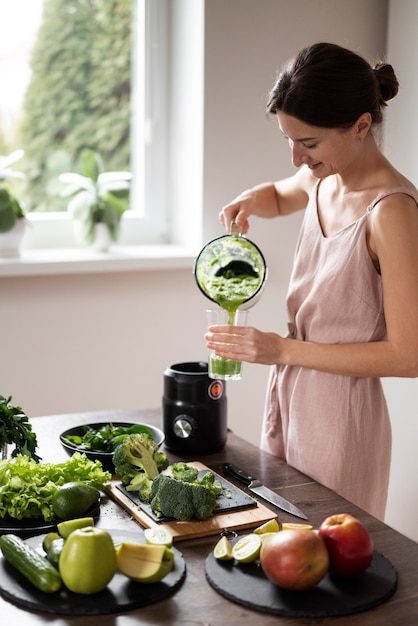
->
[[276, 112, 359, 179]]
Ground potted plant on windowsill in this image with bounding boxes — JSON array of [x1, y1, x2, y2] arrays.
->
[[58, 149, 132, 251], [0, 150, 27, 257]]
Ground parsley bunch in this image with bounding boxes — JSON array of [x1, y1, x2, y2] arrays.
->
[[0, 395, 41, 462]]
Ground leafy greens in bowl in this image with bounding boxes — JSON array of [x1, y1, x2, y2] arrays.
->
[[60, 422, 165, 473]]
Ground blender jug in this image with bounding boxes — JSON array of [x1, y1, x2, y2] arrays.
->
[[193, 223, 267, 311]]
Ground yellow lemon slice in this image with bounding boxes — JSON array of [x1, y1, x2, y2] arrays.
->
[[231, 533, 261, 563], [281, 522, 313, 531], [144, 527, 173, 548], [213, 536, 233, 561], [253, 518, 279, 535]]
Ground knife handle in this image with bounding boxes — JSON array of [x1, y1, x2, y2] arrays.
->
[[223, 463, 256, 485]]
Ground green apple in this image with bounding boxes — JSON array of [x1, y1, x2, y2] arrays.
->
[[116, 541, 174, 583], [59, 526, 117, 594]]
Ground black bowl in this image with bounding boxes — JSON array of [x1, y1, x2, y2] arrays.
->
[[59, 421, 165, 473]]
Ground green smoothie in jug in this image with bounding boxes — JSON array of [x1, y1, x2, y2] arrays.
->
[[200, 270, 261, 321]]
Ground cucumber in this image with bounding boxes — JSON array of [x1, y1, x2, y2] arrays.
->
[[0, 534, 62, 593]]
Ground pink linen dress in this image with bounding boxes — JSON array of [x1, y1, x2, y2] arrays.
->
[[261, 184, 418, 520]]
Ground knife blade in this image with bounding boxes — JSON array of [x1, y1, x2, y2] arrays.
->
[[222, 462, 308, 521]]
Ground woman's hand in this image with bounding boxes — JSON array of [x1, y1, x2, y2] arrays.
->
[[219, 182, 283, 234], [219, 189, 255, 235], [205, 324, 284, 366]]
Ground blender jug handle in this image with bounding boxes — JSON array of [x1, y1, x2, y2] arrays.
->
[[229, 219, 242, 237]]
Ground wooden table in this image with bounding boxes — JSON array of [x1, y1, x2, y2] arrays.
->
[[1, 407, 418, 625]]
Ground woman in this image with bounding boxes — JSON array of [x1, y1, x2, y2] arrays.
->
[[206, 43, 418, 520]]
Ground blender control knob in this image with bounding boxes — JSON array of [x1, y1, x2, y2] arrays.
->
[[173, 415, 196, 439]]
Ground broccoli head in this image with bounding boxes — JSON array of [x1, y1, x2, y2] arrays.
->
[[170, 462, 199, 483], [150, 473, 217, 521], [112, 433, 168, 491]]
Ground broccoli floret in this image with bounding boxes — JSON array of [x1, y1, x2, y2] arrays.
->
[[150, 473, 217, 521], [198, 470, 223, 495], [126, 472, 153, 502], [112, 433, 168, 491], [170, 462, 199, 483], [154, 450, 169, 473]]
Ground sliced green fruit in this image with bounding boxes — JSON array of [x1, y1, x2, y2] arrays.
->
[[52, 481, 100, 520], [116, 542, 174, 583], [231, 533, 261, 563], [213, 536, 233, 561], [57, 516, 94, 539], [253, 518, 280, 535], [42, 531, 60, 553], [46, 537, 65, 568], [144, 526, 173, 548]]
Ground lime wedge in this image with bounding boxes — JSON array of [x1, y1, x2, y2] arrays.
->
[[232, 533, 261, 563], [253, 518, 279, 535], [144, 527, 173, 548], [213, 536, 233, 561]]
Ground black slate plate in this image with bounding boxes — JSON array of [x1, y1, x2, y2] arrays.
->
[[0, 529, 186, 615], [116, 469, 257, 522], [205, 543, 397, 617], [0, 500, 101, 538]]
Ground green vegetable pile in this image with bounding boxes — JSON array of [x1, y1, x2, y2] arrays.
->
[[150, 463, 223, 521], [62, 422, 156, 453], [0, 453, 111, 521], [0, 395, 41, 461]]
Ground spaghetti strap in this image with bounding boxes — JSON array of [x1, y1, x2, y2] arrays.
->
[[367, 187, 418, 213]]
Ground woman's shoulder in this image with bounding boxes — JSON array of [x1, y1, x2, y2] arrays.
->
[[368, 183, 418, 212]]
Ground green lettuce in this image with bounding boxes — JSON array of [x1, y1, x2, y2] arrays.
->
[[0, 452, 111, 521]]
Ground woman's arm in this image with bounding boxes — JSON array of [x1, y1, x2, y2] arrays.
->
[[219, 166, 315, 234], [207, 193, 418, 379]]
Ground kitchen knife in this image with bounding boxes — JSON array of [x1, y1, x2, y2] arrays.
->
[[222, 462, 308, 521]]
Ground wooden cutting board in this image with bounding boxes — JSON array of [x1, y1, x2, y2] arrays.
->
[[104, 462, 276, 541]]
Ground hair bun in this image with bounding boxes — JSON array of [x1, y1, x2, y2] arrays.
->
[[373, 62, 399, 103]]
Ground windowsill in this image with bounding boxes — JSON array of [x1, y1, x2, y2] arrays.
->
[[0, 244, 198, 277]]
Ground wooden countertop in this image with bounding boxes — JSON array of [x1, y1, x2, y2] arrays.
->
[[1, 407, 418, 625]]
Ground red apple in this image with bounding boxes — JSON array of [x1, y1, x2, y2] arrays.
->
[[260, 529, 329, 590], [318, 513, 374, 577]]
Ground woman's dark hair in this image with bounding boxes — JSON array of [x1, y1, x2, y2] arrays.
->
[[266, 42, 399, 128]]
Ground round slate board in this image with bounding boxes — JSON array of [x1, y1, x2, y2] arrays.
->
[[0, 529, 186, 615], [0, 500, 101, 539], [205, 548, 397, 617]]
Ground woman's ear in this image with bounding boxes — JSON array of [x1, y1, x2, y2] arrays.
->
[[355, 112, 372, 141]]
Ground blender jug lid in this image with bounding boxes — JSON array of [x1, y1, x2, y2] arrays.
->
[[193, 228, 267, 310]]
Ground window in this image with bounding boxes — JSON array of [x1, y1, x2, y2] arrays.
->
[[1, 0, 198, 252]]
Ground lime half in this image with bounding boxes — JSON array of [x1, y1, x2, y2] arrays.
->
[[232, 533, 261, 563], [144, 527, 173, 548]]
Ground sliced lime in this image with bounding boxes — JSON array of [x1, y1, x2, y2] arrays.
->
[[144, 526, 173, 548], [213, 536, 233, 561], [232, 533, 261, 563]]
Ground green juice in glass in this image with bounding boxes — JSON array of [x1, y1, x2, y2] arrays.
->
[[203, 271, 261, 379]]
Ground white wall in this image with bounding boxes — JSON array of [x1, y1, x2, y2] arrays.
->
[[4, 0, 417, 540], [382, 0, 418, 542]]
